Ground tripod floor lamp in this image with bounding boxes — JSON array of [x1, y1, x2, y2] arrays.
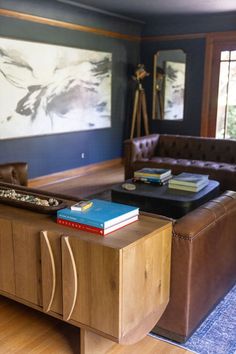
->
[[130, 64, 150, 139]]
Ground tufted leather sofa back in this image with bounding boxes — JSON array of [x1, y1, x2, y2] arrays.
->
[[0, 162, 28, 186], [157, 134, 236, 163], [124, 134, 160, 178]]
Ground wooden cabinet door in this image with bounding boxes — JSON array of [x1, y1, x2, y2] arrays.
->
[[120, 225, 172, 344], [12, 221, 42, 306], [61, 236, 120, 338], [0, 218, 15, 295], [40, 230, 63, 315]]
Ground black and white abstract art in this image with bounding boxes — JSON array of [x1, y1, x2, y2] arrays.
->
[[164, 61, 185, 120], [0, 37, 112, 139]]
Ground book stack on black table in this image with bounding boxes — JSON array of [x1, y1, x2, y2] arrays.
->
[[133, 168, 172, 185], [57, 199, 139, 236], [168, 172, 209, 192]]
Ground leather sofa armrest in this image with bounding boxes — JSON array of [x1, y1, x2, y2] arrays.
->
[[124, 134, 160, 179], [155, 190, 236, 341], [173, 191, 236, 240], [0, 162, 28, 186]]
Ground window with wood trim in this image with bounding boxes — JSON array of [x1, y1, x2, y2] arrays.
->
[[216, 50, 236, 138], [201, 34, 236, 138]]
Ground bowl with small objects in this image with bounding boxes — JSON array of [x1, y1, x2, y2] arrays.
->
[[0, 186, 67, 214]]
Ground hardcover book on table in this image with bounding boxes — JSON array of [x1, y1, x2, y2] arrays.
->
[[169, 172, 209, 187], [133, 174, 172, 185], [57, 215, 138, 236], [57, 199, 139, 229], [168, 181, 209, 192], [134, 168, 171, 179]]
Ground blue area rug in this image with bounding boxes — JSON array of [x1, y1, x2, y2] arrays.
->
[[150, 284, 236, 354], [182, 284, 236, 354]]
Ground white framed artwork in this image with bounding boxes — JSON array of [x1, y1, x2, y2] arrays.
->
[[0, 37, 112, 139]]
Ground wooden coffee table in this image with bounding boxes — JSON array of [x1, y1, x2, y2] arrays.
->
[[111, 179, 220, 218]]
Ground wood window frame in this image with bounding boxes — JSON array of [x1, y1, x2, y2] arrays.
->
[[201, 31, 236, 137]]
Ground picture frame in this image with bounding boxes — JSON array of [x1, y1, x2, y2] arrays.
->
[[0, 37, 112, 139]]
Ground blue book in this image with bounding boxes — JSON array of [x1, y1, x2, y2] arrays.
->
[[57, 199, 139, 229]]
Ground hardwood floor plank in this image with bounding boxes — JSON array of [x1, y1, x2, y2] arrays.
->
[[108, 335, 192, 354], [0, 296, 80, 354], [35, 163, 124, 198]]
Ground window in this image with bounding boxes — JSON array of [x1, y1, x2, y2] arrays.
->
[[201, 33, 236, 139], [216, 50, 236, 138]]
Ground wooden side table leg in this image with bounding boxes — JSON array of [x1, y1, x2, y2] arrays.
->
[[141, 90, 150, 135], [80, 329, 116, 354], [130, 89, 139, 139]]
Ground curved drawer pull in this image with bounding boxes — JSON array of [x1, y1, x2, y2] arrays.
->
[[62, 236, 78, 321], [40, 231, 56, 312]]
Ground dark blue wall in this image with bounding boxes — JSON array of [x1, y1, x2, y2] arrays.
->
[[1, 2, 236, 178], [143, 12, 236, 36], [141, 11, 236, 136], [141, 38, 206, 136], [0, 0, 141, 178]]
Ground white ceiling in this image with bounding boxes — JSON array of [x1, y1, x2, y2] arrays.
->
[[57, 0, 236, 22]]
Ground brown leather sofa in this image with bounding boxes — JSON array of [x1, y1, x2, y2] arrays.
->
[[124, 134, 236, 191], [152, 190, 236, 342], [0, 162, 28, 186]]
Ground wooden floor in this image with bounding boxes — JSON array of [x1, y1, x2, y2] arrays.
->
[[0, 296, 192, 354], [5, 161, 193, 354], [30, 163, 125, 198], [0, 296, 80, 354]]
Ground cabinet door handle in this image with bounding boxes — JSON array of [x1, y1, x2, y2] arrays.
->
[[40, 231, 56, 313], [62, 236, 78, 321]]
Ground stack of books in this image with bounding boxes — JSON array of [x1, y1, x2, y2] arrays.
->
[[133, 168, 172, 185], [57, 199, 139, 236], [168, 172, 209, 192]]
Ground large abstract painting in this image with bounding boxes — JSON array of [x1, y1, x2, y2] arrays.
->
[[164, 61, 185, 120], [0, 37, 112, 139]]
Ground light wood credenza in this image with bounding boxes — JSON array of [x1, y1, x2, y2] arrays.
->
[[0, 203, 172, 354]]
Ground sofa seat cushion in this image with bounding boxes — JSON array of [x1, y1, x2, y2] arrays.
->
[[132, 158, 236, 191], [150, 157, 236, 170]]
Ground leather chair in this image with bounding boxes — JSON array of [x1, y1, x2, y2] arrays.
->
[[0, 162, 28, 186]]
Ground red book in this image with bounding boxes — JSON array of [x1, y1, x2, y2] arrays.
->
[[57, 215, 138, 236]]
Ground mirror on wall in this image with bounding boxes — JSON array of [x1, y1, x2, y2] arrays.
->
[[152, 49, 186, 120]]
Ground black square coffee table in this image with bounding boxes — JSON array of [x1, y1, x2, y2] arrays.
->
[[111, 179, 220, 219]]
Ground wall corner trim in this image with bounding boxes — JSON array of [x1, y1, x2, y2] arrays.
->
[[142, 32, 206, 42], [0, 8, 141, 42]]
